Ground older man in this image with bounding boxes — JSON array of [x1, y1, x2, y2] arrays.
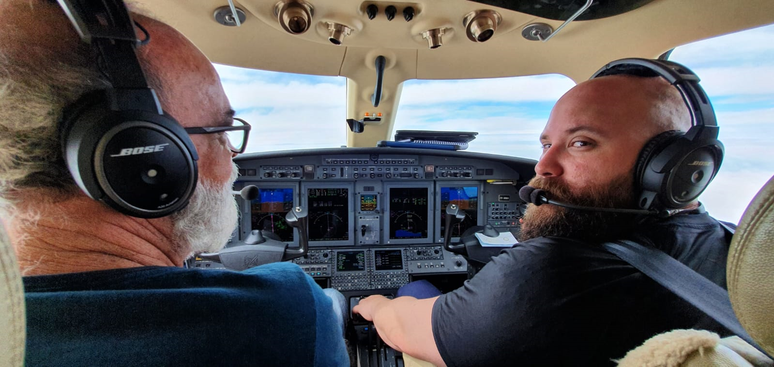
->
[[354, 69, 731, 366], [0, 1, 347, 365]]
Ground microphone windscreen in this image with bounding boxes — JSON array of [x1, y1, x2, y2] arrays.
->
[[518, 185, 535, 203], [530, 189, 546, 206]]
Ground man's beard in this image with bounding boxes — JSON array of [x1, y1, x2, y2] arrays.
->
[[517, 172, 638, 243], [171, 163, 239, 257]]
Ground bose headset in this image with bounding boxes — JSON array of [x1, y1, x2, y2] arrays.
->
[[57, 0, 198, 218], [591, 58, 724, 211]]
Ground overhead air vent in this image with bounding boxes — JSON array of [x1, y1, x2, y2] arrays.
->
[[462, 10, 501, 43], [275, 1, 314, 35]]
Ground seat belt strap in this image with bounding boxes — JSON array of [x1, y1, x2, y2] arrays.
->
[[601, 239, 769, 356]]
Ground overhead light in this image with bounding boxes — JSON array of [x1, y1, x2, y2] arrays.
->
[[422, 28, 447, 49], [327, 22, 352, 45]]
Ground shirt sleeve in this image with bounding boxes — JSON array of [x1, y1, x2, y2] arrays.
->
[[305, 274, 350, 367], [430, 238, 625, 366]]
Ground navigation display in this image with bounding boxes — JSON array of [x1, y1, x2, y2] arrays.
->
[[389, 187, 428, 239], [374, 250, 403, 271], [440, 186, 479, 237], [336, 250, 365, 272], [360, 194, 378, 211], [308, 188, 349, 241], [251, 188, 294, 241]]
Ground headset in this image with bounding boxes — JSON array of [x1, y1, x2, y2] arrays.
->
[[57, 0, 198, 218], [591, 58, 724, 210]]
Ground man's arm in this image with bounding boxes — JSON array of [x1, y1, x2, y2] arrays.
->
[[353, 295, 446, 366]]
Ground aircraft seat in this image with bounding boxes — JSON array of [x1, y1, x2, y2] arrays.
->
[[619, 175, 774, 367], [0, 219, 26, 366]]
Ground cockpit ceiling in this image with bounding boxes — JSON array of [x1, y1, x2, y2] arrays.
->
[[471, 0, 656, 21], [138, 0, 774, 82]]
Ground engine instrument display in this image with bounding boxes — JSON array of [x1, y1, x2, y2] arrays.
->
[[336, 250, 365, 272], [440, 186, 479, 237], [251, 188, 294, 241], [308, 188, 349, 241], [374, 250, 403, 270], [389, 187, 428, 239], [360, 194, 378, 211]]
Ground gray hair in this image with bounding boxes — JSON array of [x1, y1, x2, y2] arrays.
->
[[0, 45, 108, 212], [0, 1, 159, 215]]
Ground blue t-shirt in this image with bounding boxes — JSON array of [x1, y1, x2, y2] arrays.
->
[[23, 262, 348, 366]]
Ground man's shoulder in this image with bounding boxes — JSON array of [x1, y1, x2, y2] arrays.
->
[[497, 236, 615, 264], [23, 262, 316, 299]]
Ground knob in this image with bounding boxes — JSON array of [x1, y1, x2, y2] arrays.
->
[[385, 5, 396, 21], [366, 4, 378, 20], [403, 6, 415, 22], [455, 260, 463, 267]]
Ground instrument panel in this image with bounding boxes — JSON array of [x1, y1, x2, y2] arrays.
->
[[225, 147, 536, 291]]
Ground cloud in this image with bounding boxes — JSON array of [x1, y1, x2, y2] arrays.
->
[[700, 169, 773, 223], [240, 106, 347, 153], [669, 24, 774, 68], [222, 80, 346, 111], [692, 66, 774, 97], [400, 75, 575, 106]]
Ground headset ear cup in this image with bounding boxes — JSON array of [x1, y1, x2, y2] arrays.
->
[[60, 90, 199, 218], [635, 130, 682, 209]]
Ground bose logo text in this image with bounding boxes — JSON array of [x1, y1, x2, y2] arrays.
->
[[110, 144, 169, 157], [687, 160, 711, 167]]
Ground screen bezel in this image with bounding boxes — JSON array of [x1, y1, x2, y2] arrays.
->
[[301, 182, 355, 247], [435, 182, 483, 243], [383, 182, 434, 245], [238, 182, 299, 247], [373, 249, 404, 271], [334, 250, 367, 272]]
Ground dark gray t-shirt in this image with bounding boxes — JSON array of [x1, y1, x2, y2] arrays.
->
[[432, 210, 730, 367]]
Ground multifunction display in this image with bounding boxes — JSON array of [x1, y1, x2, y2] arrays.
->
[[374, 250, 403, 271], [308, 188, 349, 241], [389, 187, 428, 239], [440, 186, 479, 237], [251, 188, 294, 241], [360, 194, 378, 211], [336, 250, 365, 272]]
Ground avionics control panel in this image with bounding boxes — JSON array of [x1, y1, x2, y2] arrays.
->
[[228, 147, 535, 289], [290, 246, 469, 291], [234, 149, 534, 249]]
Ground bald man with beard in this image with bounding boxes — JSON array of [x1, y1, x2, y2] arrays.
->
[[0, 1, 347, 365], [354, 71, 732, 366]]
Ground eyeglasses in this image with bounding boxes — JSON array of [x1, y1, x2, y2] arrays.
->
[[185, 118, 251, 154]]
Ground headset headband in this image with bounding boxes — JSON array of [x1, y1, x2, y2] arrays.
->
[[58, 0, 163, 114], [592, 58, 718, 138]]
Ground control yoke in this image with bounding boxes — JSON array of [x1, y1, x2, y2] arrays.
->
[[443, 204, 467, 254], [284, 206, 309, 260], [197, 206, 309, 270]]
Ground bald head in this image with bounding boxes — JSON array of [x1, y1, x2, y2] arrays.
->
[[562, 75, 692, 140]]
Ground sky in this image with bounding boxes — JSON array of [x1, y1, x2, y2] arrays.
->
[[215, 24, 774, 224]]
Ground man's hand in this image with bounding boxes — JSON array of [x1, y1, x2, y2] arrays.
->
[[352, 294, 390, 321], [352, 295, 445, 366]]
